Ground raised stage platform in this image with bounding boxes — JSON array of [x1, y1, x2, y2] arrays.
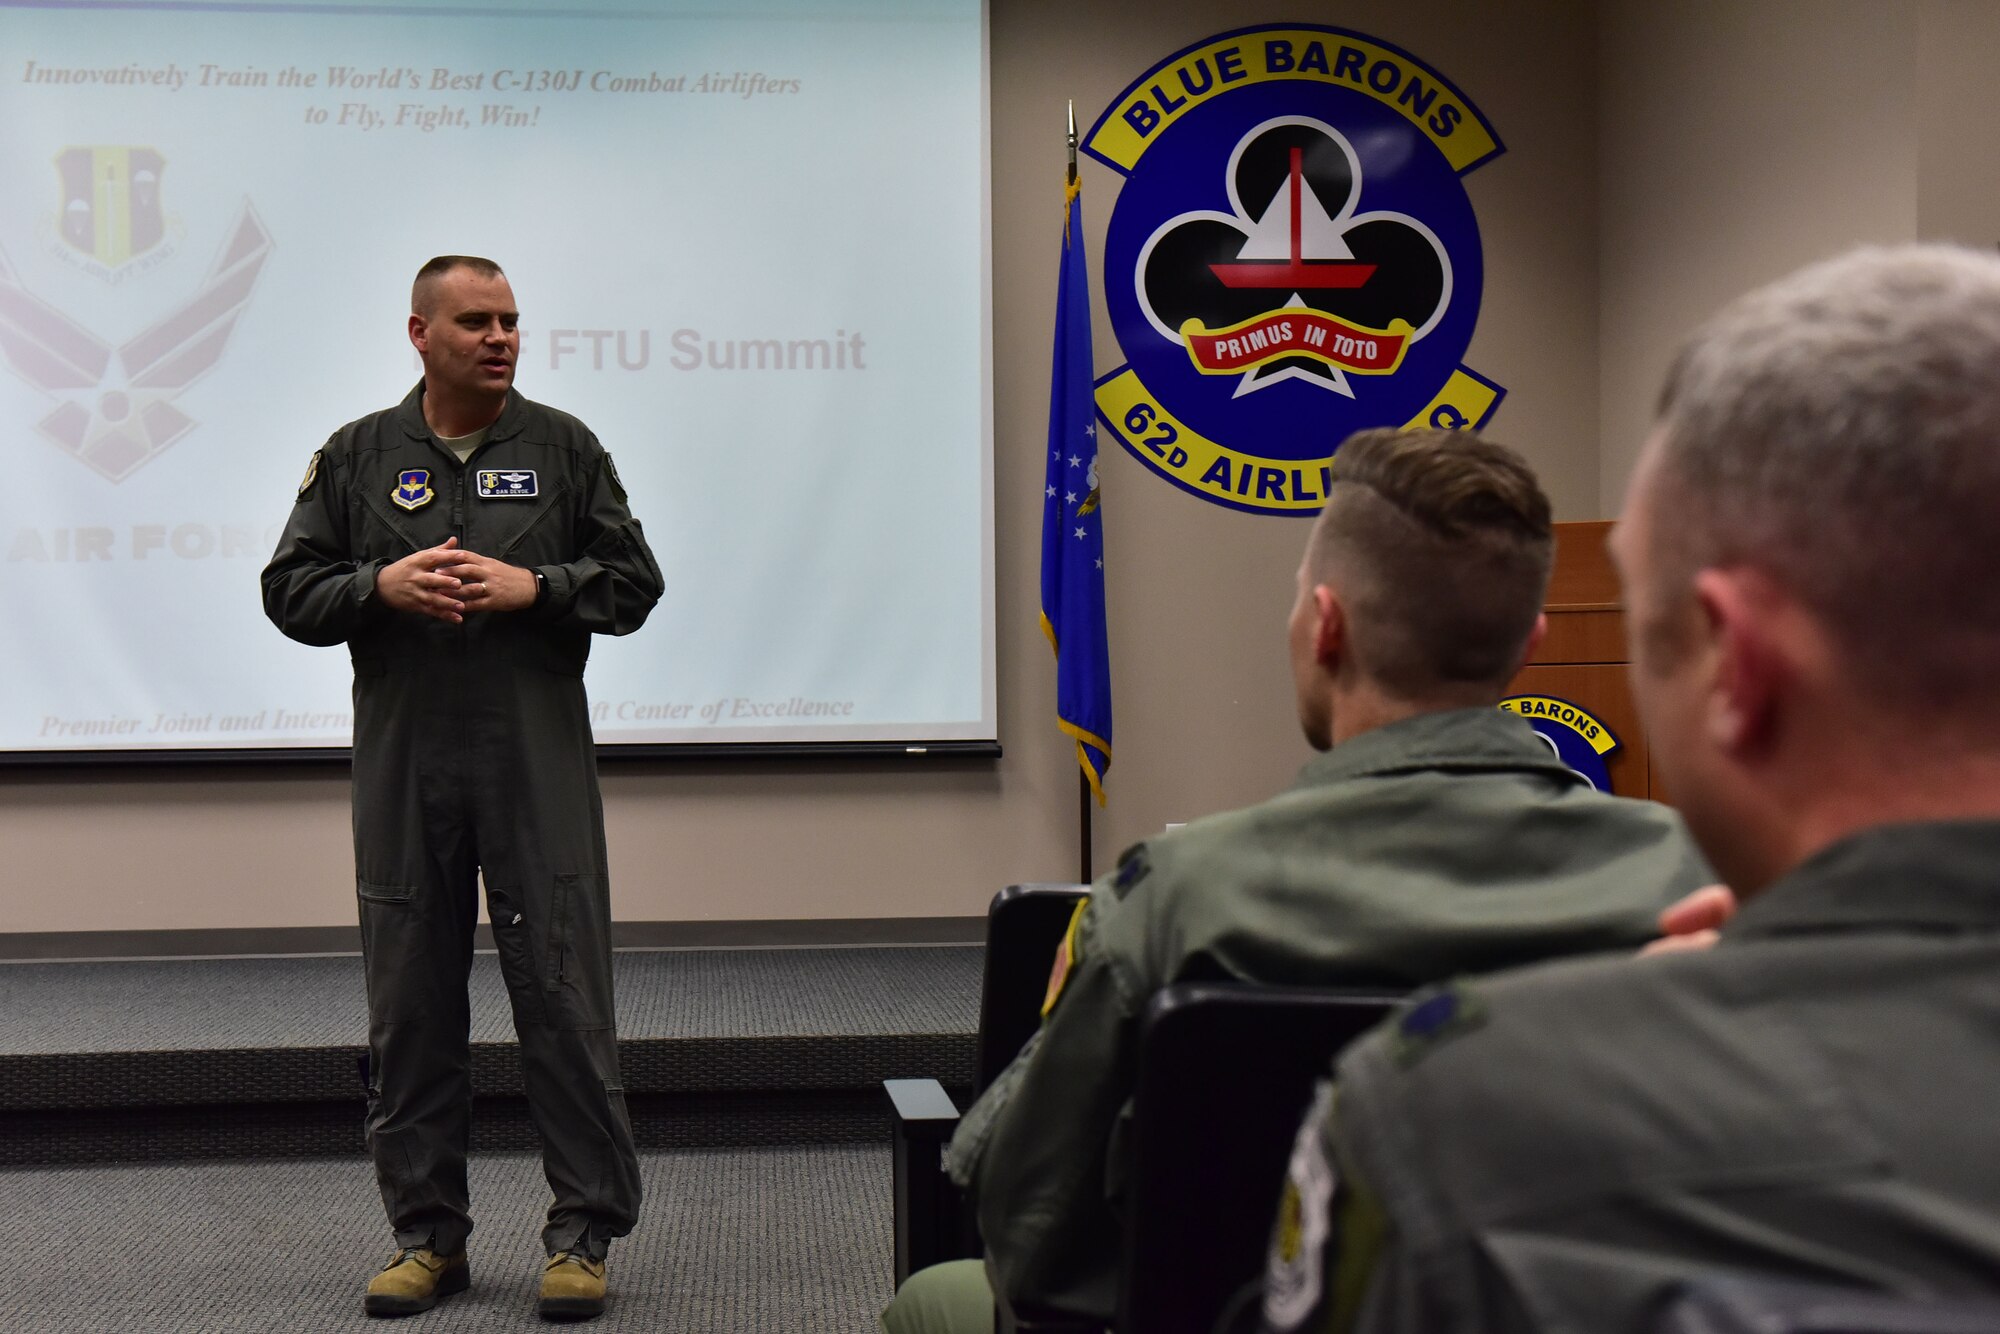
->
[[0, 945, 981, 1166]]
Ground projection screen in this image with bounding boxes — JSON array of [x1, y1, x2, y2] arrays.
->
[[0, 0, 993, 760]]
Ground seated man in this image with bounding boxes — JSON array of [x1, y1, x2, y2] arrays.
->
[[1265, 245, 2000, 1334], [883, 427, 1712, 1334]]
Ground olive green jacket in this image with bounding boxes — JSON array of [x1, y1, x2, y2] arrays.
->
[[949, 707, 1710, 1319], [1293, 820, 2000, 1334]]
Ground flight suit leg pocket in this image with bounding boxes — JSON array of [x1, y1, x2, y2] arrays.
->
[[487, 884, 547, 1027], [600, 1080, 642, 1227], [543, 872, 613, 1029], [356, 879, 424, 1022]]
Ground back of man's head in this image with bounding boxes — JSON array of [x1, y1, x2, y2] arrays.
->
[[1651, 244, 2000, 721], [1304, 428, 1552, 702]]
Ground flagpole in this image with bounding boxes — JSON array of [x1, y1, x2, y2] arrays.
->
[[1067, 98, 1093, 885]]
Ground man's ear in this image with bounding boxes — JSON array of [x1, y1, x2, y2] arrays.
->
[[408, 313, 428, 355], [1518, 612, 1549, 671], [1312, 583, 1345, 672], [1693, 568, 1782, 756]]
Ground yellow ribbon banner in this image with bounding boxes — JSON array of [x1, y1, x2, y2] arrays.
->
[[1094, 365, 1502, 513], [1086, 28, 1501, 175], [1497, 696, 1619, 754]]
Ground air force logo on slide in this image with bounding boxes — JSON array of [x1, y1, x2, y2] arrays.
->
[[477, 468, 537, 499], [0, 175, 273, 483], [1083, 26, 1506, 515]]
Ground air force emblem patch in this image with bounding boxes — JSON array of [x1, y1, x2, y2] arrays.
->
[[391, 468, 434, 511], [477, 468, 537, 499]]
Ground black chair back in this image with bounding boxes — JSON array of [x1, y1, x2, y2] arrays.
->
[[1659, 1274, 2000, 1334], [1115, 982, 1401, 1334], [976, 883, 1089, 1093]]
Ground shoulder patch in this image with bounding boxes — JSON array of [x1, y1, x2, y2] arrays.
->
[[1110, 844, 1151, 900], [603, 452, 628, 502], [1040, 898, 1089, 1017], [1392, 983, 1487, 1068], [1263, 1081, 1338, 1331], [296, 450, 322, 500]]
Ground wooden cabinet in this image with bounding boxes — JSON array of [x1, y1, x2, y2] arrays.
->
[[1506, 521, 1663, 800]]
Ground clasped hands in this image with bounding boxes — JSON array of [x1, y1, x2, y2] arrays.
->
[[375, 537, 537, 623]]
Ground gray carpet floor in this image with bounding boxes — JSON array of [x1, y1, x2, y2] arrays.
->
[[0, 946, 982, 1054], [4, 1144, 894, 1333]]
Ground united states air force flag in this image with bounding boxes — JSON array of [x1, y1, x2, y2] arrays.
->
[[1040, 176, 1113, 804]]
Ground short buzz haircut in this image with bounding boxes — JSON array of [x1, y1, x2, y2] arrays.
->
[[1305, 427, 1553, 695], [411, 255, 505, 316], [1652, 244, 2000, 713]]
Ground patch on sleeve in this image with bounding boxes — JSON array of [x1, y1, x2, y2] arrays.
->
[[1040, 899, 1088, 1017], [1391, 983, 1487, 1068], [1110, 845, 1150, 900], [1263, 1082, 1338, 1332], [603, 452, 629, 502], [296, 450, 321, 500]]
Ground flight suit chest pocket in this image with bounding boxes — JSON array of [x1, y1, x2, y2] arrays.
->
[[492, 482, 572, 564], [354, 489, 435, 562]]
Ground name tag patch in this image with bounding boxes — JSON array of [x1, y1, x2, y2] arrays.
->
[[477, 468, 538, 499]]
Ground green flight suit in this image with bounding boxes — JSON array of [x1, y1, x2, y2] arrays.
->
[[1272, 820, 2000, 1334], [262, 382, 662, 1260], [886, 707, 1709, 1332]]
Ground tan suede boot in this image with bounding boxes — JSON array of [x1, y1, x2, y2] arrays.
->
[[363, 1246, 469, 1317], [538, 1250, 607, 1321]]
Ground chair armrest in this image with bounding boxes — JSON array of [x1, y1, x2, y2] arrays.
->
[[885, 1079, 969, 1287], [886, 1077, 962, 1130]]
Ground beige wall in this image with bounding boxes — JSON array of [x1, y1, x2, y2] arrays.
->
[[1595, 0, 1919, 510], [3, 1, 1984, 939], [1917, 1, 2000, 246]]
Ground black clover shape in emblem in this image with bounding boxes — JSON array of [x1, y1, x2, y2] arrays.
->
[[1137, 116, 1452, 399]]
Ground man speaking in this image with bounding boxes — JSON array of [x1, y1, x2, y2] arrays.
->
[[262, 256, 663, 1321]]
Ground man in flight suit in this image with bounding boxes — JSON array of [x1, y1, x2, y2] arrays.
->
[[262, 255, 662, 1321], [881, 428, 1711, 1334], [1265, 245, 2000, 1334]]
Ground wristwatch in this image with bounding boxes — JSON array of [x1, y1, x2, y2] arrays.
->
[[531, 568, 549, 608]]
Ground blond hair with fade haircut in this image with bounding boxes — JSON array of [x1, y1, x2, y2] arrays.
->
[[1306, 427, 1553, 700]]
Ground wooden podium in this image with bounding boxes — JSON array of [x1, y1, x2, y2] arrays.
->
[[1505, 521, 1659, 799]]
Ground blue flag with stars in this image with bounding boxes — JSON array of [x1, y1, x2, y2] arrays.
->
[[1041, 176, 1112, 804]]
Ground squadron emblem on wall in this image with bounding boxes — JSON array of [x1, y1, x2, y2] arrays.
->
[[1085, 25, 1507, 514]]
